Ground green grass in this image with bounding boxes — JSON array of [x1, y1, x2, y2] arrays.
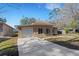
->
[[0, 37, 18, 56], [47, 33, 79, 50], [0, 37, 17, 50]]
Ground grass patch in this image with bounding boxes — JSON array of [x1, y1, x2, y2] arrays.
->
[[46, 33, 79, 50], [0, 37, 18, 56], [0, 46, 18, 56]]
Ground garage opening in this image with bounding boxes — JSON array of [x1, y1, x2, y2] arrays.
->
[[21, 29, 32, 38]]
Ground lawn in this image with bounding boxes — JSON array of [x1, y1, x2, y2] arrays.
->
[[0, 37, 18, 56], [46, 33, 79, 50]]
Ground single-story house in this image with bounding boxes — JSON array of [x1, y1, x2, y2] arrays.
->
[[0, 22, 15, 37], [17, 22, 58, 38]]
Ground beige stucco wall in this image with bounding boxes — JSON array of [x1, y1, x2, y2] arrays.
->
[[33, 26, 53, 38], [0, 24, 3, 36], [18, 25, 58, 38], [3, 24, 14, 36], [0, 32, 3, 36]]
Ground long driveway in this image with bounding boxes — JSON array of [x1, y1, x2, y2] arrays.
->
[[17, 37, 79, 56]]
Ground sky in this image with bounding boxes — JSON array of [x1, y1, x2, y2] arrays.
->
[[0, 3, 64, 28]]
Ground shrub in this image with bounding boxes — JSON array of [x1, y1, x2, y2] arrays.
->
[[64, 28, 69, 33]]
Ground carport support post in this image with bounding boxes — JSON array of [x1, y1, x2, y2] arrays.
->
[[50, 28, 53, 35], [18, 30, 21, 38]]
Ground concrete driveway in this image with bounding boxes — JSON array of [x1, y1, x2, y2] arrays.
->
[[17, 37, 79, 56]]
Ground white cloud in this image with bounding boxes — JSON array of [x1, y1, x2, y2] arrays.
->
[[45, 3, 62, 10]]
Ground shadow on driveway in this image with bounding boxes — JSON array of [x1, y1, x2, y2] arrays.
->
[[0, 38, 10, 43], [53, 41, 79, 50]]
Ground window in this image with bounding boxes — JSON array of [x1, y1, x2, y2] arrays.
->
[[0, 28, 3, 32], [46, 29, 50, 34], [0, 24, 3, 32], [38, 28, 43, 34]]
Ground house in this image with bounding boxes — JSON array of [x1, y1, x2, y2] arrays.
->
[[17, 22, 58, 38], [0, 22, 15, 37]]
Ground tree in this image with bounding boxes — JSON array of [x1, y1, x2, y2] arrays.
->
[[70, 19, 77, 29], [49, 4, 79, 30], [69, 19, 77, 32], [49, 8, 67, 29], [20, 17, 36, 25], [63, 4, 79, 32], [20, 17, 29, 25], [49, 8, 61, 19], [0, 18, 7, 23], [29, 18, 36, 24]]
